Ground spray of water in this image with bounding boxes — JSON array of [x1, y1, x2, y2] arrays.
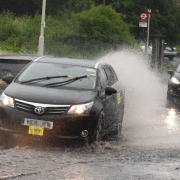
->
[[98, 49, 177, 147], [99, 49, 166, 113]]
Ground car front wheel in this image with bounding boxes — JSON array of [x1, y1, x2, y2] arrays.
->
[[88, 111, 104, 143]]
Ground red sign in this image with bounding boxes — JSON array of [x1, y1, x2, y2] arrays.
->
[[140, 13, 148, 22]]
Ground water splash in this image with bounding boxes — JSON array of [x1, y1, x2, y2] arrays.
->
[[98, 49, 180, 148]]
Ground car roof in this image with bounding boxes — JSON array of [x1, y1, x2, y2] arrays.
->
[[0, 54, 108, 68], [35, 56, 106, 69]]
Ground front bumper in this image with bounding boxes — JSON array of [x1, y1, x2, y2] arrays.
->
[[0, 106, 97, 139]]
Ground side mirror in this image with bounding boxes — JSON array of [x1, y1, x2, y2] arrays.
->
[[2, 74, 14, 84], [168, 70, 174, 76], [105, 87, 117, 96]]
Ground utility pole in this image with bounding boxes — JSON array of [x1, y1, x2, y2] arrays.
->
[[38, 0, 46, 56], [145, 9, 151, 55]]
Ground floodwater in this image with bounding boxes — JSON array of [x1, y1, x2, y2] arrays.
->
[[1, 50, 180, 180]]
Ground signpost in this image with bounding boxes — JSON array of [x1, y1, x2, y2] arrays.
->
[[139, 9, 151, 55], [139, 13, 148, 27]]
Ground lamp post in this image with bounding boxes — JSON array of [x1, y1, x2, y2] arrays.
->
[[38, 0, 46, 56]]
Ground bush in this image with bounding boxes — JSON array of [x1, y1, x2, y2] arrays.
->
[[0, 12, 40, 53], [71, 5, 135, 57], [0, 8, 135, 58]]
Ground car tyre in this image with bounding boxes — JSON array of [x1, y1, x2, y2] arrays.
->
[[88, 111, 104, 143], [166, 93, 176, 108], [108, 101, 124, 139]]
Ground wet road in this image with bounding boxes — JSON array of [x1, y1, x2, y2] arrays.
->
[[1, 51, 180, 179]]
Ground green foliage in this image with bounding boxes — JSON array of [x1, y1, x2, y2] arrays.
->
[[0, 0, 95, 16], [176, 45, 180, 52], [0, 12, 40, 53], [71, 5, 135, 57], [0, 0, 41, 15], [108, 0, 180, 47], [146, 0, 180, 47], [2, 0, 179, 57], [0, 0, 179, 46], [76, 6, 133, 43], [44, 16, 80, 57], [162, 58, 174, 71], [45, 5, 135, 57], [0, 7, 135, 58]]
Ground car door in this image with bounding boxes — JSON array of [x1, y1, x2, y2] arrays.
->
[[97, 66, 109, 131], [102, 65, 118, 130], [108, 65, 124, 126]]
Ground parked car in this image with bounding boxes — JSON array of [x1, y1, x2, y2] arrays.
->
[[0, 55, 36, 95], [0, 55, 36, 78], [140, 45, 177, 60], [164, 47, 177, 60], [167, 64, 180, 106], [0, 57, 125, 143]]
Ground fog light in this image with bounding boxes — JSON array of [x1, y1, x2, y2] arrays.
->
[[81, 130, 88, 138]]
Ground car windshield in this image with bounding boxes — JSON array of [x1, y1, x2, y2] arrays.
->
[[16, 62, 97, 90]]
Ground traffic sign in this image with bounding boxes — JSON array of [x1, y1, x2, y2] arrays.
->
[[140, 13, 148, 21], [139, 21, 147, 27]]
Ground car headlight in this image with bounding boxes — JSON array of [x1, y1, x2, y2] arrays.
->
[[68, 102, 94, 115], [0, 93, 14, 108], [170, 77, 180, 85]]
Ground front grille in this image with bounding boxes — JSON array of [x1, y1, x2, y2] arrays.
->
[[46, 107, 70, 115], [15, 100, 34, 113], [15, 99, 70, 115]]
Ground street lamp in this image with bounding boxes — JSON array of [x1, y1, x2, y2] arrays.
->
[[38, 0, 46, 56]]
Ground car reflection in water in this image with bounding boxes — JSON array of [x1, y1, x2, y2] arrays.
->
[[165, 108, 178, 132]]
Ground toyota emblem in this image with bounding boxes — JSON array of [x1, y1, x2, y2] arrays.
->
[[34, 106, 45, 115]]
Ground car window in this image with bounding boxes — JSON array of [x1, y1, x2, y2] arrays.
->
[[104, 65, 117, 86], [98, 68, 108, 89], [109, 66, 118, 82], [16, 62, 97, 90]]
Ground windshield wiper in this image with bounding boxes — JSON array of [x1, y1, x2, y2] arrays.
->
[[19, 75, 69, 84], [43, 75, 88, 87]]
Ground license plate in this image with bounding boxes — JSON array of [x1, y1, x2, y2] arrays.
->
[[28, 126, 44, 136], [23, 118, 53, 129]]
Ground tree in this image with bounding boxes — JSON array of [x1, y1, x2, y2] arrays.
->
[[103, 0, 180, 46], [0, 0, 179, 49], [71, 5, 135, 56], [0, 0, 95, 16]]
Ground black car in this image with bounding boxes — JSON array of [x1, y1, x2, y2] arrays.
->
[[0, 57, 125, 143], [167, 64, 180, 106]]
